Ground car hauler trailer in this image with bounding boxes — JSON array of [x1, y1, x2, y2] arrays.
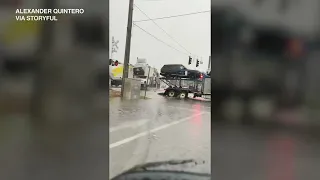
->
[[133, 65, 158, 89], [133, 58, 159, 89], [160, 74, 210, 99], [194, 77, 211, 98]]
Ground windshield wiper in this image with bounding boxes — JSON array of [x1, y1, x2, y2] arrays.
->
[[125, 159, 205, 172]]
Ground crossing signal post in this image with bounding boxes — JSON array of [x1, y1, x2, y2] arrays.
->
[[188, 56, 192, 65], [196, 59, 199, 67], [114, 60, 119, 66], [109, 59, 119, 66]]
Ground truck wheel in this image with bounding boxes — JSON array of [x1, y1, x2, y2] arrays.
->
[[167, 90, 176, 97], [179, 92, 187, 99]]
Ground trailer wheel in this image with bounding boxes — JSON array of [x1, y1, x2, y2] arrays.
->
[[167, 90, 176, 97], [179, 92, 187, 99]]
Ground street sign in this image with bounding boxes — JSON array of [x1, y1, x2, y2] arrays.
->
[[112, 36, 119, 53]]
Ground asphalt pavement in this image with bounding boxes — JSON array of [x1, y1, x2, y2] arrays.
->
[[109, 91, 211, 178], [110, 89, 320, 179], [212, 124, 320, 180]]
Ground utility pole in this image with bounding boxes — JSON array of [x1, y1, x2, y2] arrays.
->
[[121, 0, 135, 97]]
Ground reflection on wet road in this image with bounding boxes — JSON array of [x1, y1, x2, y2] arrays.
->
[[212, 124, 320, 180], [109, 92, 211, 178]]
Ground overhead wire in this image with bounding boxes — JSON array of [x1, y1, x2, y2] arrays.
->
[[133, 4, 193, 56], [134, 10, 210, 22], [133, 23, 189, 56]]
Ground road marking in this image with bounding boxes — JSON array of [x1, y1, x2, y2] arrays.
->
[[110, 119, 150, 133], [109, 112, 206, 149]]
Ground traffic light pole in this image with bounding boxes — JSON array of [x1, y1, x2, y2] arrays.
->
[[121, 0, 134, 98]]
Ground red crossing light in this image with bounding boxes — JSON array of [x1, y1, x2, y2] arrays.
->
[[114, 60, 119, 66]]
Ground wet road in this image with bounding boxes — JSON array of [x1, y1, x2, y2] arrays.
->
[[212, 124, 320, 180], [109, 91, 211, 178]]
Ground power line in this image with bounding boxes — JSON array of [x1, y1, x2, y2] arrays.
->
[[134, 10, 210, 22], [134, 4, 193, 56], [133, 23, 189, 56]]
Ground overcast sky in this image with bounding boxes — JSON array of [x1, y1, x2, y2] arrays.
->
[[110, 0, 210, 72]]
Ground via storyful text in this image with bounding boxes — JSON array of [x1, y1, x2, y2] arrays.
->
[[15, 8, 85, 21]]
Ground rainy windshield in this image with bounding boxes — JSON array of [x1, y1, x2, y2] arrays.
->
[[109, 0, 211, 178], [1, 0, 320, 180]]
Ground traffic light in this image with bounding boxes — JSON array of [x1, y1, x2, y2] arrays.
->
[[188, 56, 192, 65], [114, 60, 119, 66], [196, 59, 199, 67]]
